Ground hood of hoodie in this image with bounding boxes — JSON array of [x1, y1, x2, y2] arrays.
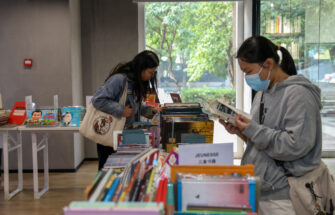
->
[[268, 74, 322, 110]]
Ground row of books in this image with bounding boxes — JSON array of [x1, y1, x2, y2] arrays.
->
[[0, 109, 10, 126], [160, 103, 214, 152], [65, 145, 258, 215], [6, 102, 84, 127], [264, 14, 302, 34], [80, 148, 160, 202]]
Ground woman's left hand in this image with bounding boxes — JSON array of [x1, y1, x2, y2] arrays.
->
[[152, 106, 165, 113], [235, 114, 251, 132]]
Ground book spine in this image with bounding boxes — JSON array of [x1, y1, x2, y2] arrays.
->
[[103, 177, 120, 202]]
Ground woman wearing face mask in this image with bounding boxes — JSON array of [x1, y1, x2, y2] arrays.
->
[[220, 36, 322, 215]]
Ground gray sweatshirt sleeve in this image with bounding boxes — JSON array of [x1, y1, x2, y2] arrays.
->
[[243, 87, 319, 162], [91, 74, 127, 118]]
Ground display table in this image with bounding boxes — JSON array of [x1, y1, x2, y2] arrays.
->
[[1, 125, 79, 200], [0, 125, 22, 200]]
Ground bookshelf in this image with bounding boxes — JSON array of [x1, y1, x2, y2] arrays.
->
[[261, 3, 305, 61]]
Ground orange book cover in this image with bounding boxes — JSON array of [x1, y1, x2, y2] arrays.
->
[[8, 101, 26, 125], [143, 94, 156, 103]]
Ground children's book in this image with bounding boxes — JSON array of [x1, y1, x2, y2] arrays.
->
[[8, 101, 26, 125], [25, 109, 58, 126], [61, 106, 82, 127]]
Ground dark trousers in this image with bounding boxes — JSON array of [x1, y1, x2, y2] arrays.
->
[[97, 144, 116, 170]]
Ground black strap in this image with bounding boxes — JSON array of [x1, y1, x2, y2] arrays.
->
[[259, 92, 265, 124]]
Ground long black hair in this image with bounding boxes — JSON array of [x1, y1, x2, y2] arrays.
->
[[236, 36, 297, 76], [105, 50, 159, 101]]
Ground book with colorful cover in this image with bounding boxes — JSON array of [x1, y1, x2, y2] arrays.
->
[[61, 106, 82, 127], [25, 109, 58, 126], [8, 101, 26, 125]]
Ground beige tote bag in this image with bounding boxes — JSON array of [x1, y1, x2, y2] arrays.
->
[[79, 82, 128, 148]]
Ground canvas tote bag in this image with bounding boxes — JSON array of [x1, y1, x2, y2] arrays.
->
[[79, 82, 128, 148]]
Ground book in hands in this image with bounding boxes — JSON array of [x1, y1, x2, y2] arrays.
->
[[204, 100, 250, 125]]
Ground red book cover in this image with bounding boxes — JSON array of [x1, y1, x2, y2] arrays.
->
[[170, 93, 182, 103], [8, 101, 26, 125]]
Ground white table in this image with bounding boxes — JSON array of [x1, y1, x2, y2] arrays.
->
[[1, 125, 79, 200], [0, 125, 22, 200]]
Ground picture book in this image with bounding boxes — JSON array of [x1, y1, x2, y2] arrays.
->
[[8, 101, 26, 125], [25, 109, 58, 126], [61, 106, 82, 127], [170, 93, 182, 103]]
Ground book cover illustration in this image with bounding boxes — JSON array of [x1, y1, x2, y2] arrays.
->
[[25, 109, 58, 126], [61, 106, 82, 127], [170, 93, 182, 103]]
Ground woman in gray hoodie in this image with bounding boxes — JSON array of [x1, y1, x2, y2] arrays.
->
[[220, 36, 322, 215]]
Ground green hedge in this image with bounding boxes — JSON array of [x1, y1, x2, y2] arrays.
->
[[180, 88, 236, 105]]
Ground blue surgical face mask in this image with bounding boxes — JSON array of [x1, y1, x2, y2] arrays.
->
[[245, 66, 271, 91]]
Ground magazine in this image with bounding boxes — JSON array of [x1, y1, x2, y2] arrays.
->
[[204, 100, 250, 125]]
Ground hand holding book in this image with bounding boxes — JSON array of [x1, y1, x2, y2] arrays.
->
[[219, 114, 248, 143], [204, 100, 251, 125], [235, 114, 251, 132]]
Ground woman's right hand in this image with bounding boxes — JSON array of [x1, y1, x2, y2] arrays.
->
[[122, 105, 133, 118], [219, 119, 240, 135], [219, 118, 248, 142]]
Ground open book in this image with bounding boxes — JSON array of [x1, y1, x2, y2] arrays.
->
[[204, 100, 250, 125]]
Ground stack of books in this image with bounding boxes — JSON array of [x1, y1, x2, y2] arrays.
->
[[0, 109, 10, 126]]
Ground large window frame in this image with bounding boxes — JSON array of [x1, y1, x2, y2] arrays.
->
[[255, 0, 335, 157], [137, 0, 252, 158]]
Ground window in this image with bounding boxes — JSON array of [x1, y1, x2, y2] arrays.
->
[[260, 0, 335, 151], [143, 1, 249, 157]]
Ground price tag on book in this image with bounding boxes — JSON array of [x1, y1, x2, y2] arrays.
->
[[178, 143, 233, 165]]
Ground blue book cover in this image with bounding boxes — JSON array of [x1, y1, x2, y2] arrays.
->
[[25, 109, 58, 126], [61, 106, 82, 127]]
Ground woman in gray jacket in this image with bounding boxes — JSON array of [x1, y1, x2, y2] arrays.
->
[[220, 36, 322, 215], [91, 50, 161, 170]]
